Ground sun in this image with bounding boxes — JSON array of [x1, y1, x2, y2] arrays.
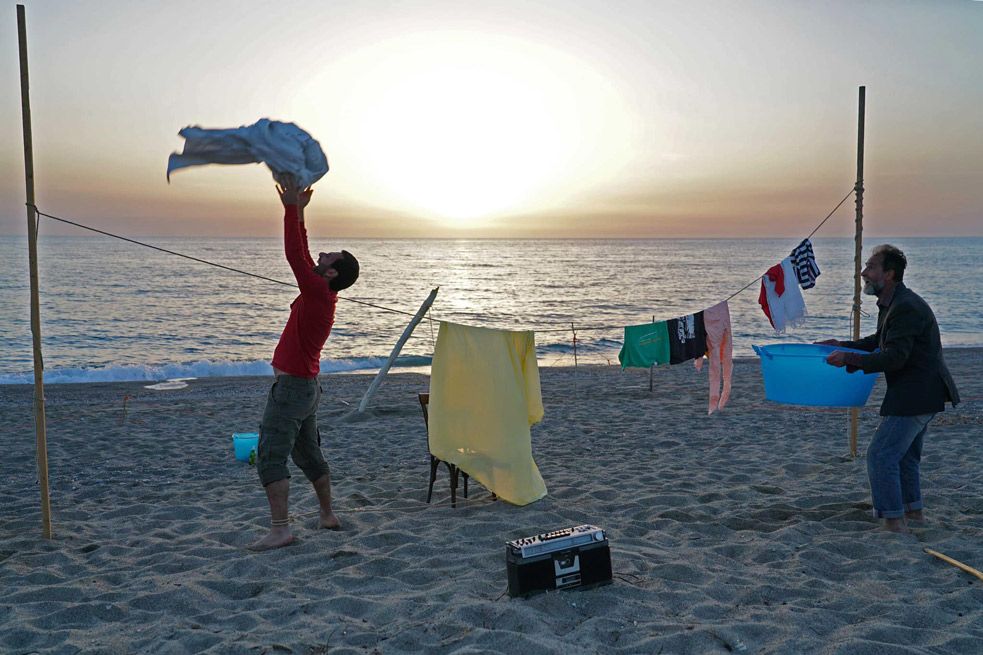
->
[[308, 33, 633, 226], [353, 63, 571, 221]]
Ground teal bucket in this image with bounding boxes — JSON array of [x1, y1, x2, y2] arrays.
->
[[752, 343, 879, 407], [233, 432, 259, 462]]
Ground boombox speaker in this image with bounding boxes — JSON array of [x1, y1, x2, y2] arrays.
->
[[506, 525, 612, 598]]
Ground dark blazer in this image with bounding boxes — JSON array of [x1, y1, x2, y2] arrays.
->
[[841, 283, 959, 416]]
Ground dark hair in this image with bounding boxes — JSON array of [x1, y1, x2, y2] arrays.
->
[[873, 244, 906, 282], [329, 250, 359, 291]]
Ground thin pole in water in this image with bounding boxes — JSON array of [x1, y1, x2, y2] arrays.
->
[[649, 315, 655, 392], [571, 323, 578, 393], [17, 3, 51, 539]]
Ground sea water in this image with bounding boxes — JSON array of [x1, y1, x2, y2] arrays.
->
[[1, 235, 980, 384]]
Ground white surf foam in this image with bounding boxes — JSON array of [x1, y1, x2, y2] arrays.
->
[[0, 357, 391, 385]]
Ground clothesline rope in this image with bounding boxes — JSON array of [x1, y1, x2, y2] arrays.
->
[[512, 186, 857, 334], [28, 206, 421, 319], [719, 186, 855, 307], [29, 186, 854, 335]]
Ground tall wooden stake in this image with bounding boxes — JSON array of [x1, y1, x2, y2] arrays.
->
[[850, 86, 866, 457], [17, 4, 51, 538]]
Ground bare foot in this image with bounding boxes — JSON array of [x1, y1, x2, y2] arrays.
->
[[905, 510, 925, 522], [318, 512, 341, 530], [246, 528, 294, 552], [880, 518, 912, 534]]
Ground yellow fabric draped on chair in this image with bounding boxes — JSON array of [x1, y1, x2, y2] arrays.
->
[[428, 321, 547, 506]]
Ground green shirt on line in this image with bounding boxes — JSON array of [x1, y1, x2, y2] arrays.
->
[[619, 322, 671, 369]]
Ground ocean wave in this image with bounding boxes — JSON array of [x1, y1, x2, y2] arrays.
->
[[0, 355, 434, 385]]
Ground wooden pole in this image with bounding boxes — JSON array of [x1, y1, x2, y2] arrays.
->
[[924, 548, 983, 582], [357, 288, 439, 413], [17, 4, 51, 539], [649, 315, 655, 392], [571, 323, 578, 393], [850, 86, 866, 457], [571, 323, 578, 368]]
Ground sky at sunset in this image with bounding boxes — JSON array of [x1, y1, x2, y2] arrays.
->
[[1, 0, 981, 238]]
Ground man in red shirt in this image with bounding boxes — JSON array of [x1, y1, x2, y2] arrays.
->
[[247, 177, 359, 552]]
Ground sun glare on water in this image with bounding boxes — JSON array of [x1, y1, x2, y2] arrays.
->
[[319, 34, 633, 226]]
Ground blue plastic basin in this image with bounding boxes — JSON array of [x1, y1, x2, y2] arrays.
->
[[752, 343, 879, 407], [233, 432, 259, 462]]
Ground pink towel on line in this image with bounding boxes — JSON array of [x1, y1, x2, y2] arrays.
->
[[694, 300, 733, 414]]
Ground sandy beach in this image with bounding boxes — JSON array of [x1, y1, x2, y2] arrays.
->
[[2, 349, 982, 655]]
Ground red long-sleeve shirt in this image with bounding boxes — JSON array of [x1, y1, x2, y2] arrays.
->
[[270, 205, 337, 378]]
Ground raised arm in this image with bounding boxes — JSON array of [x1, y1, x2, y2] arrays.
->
[[292, 185, 315, 267], [277, 178, 323, 291], [296, 186, 313, 224]]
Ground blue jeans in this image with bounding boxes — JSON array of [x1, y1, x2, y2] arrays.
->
[[866, 413, 936, 519]]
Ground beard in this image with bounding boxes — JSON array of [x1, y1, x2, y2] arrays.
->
[[862, 279, 883, 296], [313, 261, 332, 277]]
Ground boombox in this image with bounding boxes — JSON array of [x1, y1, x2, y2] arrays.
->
[[506, 525, 612, 598]]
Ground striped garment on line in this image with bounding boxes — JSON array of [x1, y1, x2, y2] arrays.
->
[[790, 238, 821, 289]]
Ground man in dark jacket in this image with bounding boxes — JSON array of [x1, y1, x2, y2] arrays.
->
[[821, 244, 959, 534]]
